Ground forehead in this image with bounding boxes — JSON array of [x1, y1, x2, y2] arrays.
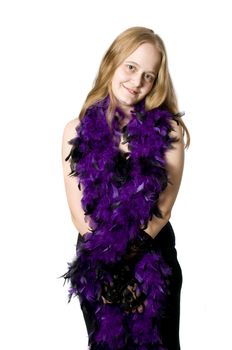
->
[[124, 42, 161, 72]]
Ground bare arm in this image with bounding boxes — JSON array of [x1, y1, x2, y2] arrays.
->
[[62, 117, 184, 238], [143, 119, 185, 239], [62, 118, 92, 236]]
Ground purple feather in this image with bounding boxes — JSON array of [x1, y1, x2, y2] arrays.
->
[[61, 95, 177, 349]]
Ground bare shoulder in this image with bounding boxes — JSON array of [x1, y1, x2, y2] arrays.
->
[[61, 117, 91, 234], [63, 117, 80, 141], [62, 117, 80, 166], [169, 118, 184, 144], [157, 118, 185, 217]]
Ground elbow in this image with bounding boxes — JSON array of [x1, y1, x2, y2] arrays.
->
[[71, 215, 80, 231], [71, 214, 92, 236], [160, 209, 171, 223], [166, 211, 171, 221]]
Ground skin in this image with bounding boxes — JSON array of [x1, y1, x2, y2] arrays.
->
[[111, 42, 161, 118], [62, 118, 184, 239], [61, 43, 185, 313]]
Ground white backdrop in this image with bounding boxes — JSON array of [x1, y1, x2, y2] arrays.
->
[[0, 0, 231, 349]]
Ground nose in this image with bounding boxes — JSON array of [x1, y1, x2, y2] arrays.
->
[[132, 73, 143, 87]]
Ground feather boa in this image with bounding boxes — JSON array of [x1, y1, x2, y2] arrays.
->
[[60, 95, 178, 350]]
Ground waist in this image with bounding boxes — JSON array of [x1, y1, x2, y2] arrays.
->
[[77, 221, 176, 247], [152, 220, 176, 250]]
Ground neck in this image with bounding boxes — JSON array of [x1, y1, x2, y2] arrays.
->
[[117, 104, 134, 118]]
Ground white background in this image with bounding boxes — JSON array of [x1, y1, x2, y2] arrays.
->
[[0, 0, 231, 349]]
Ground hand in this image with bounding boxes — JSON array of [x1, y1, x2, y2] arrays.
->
[[101, 279, 146, 313], [123, 228, 155, 263], [100, 228, 154, 313]]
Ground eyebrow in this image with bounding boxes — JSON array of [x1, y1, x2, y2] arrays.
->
[[125, 60, 156, 75]]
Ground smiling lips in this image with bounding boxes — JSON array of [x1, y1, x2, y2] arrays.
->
[[122, 84, 139, 95]]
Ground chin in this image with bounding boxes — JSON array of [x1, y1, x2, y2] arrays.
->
[[117, 94, 138, 107]]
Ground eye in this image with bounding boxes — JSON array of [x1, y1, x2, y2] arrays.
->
[[144, 73, 155, 83], [126, 64, 135, 71]]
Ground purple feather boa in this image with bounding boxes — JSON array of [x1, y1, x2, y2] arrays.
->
[[61, 95, 178, 349]]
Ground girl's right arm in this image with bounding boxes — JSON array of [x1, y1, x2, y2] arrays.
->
[[61, 118, 91, 237]]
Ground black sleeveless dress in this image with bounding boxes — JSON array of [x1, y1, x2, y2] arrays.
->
[[77, 221, 183, 350], [62, 97, 184, 350]]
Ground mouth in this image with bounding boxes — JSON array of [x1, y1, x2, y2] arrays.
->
[[122, 84, 139, 96]]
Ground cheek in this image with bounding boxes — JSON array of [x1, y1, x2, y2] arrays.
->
[[144, 83, 154, 94], [112, 68, 129, 86]]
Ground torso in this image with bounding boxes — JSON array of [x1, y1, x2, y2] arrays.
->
[[118, 134, 130, 154], [117, 117, 132, 155]]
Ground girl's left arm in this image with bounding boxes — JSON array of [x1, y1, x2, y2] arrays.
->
[[144, 119, 185, 239]]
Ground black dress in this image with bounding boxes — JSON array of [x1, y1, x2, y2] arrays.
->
[[77, 220, 183, 350], [62, 98, 184, 349]]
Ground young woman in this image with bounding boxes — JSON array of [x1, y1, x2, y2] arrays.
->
[[60, 26, 190, 350]]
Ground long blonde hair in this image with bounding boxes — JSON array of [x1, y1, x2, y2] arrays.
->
[[78, 26, 190, 148]]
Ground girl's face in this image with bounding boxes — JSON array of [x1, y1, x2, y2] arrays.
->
[[111, 42, 161, 116]]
